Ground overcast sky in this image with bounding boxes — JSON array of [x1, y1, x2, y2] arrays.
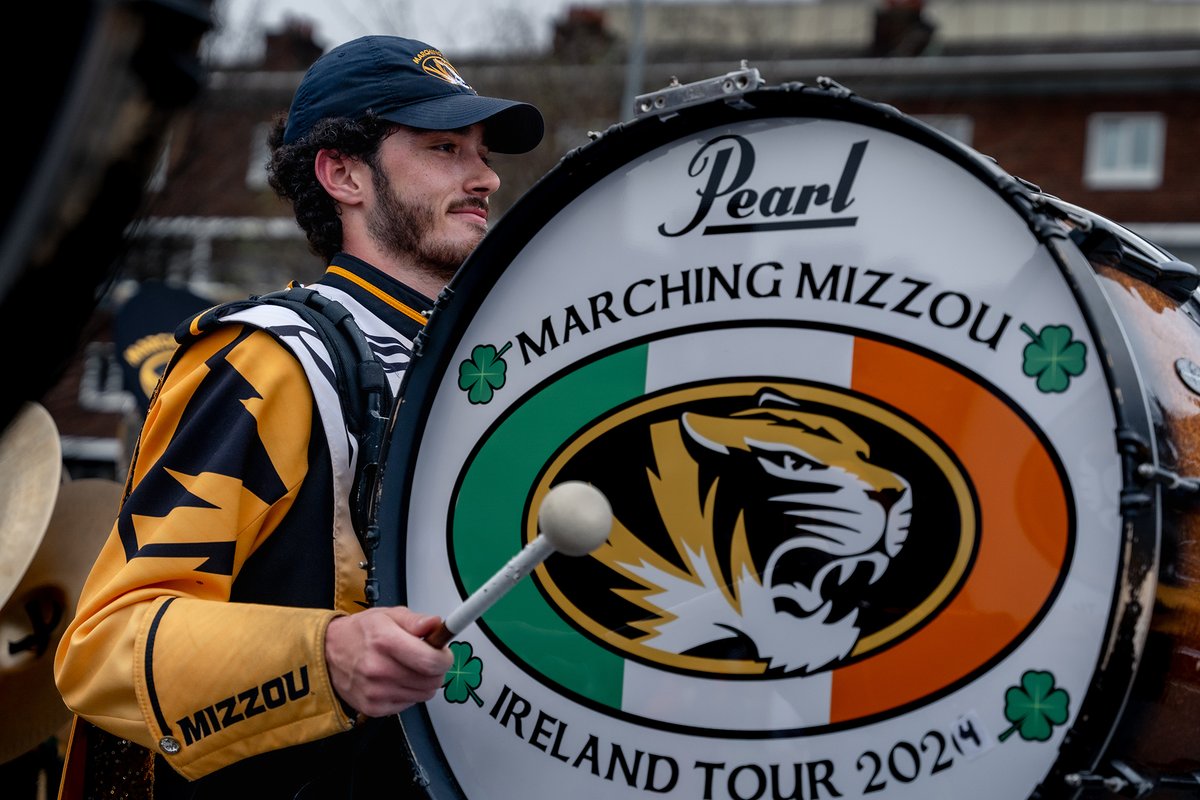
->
[[207, 0, 598, 62], [204, 1, 785, 63]]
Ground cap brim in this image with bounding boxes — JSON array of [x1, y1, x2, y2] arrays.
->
[[380, 94, 545, 154]]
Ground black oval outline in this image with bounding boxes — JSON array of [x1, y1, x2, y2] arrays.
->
[[519, 371, 981, 677]]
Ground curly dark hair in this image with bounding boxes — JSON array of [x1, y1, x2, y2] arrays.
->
[[266, 112, 396, 261]]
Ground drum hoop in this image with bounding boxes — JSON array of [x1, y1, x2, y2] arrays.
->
[[374, 83, 1160, 799], [1032, 234, 1160, 796], [397, 704, 463, 799]]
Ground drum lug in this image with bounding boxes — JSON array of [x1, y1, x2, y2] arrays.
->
[[1115, 430, 1156, 509], [1029, 213, 1065, 242], [1072, 226, 1200, 302], [815, 75, 854, 98], [1135, 462, 1200, 496], [1037, 193, 1200, 301], [1064, 761, 1200, 798], [1064, 761, 1153, 797], [1152, 258, 1200, 302]]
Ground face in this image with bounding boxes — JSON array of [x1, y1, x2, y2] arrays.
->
[[366, 123, 500, 280]]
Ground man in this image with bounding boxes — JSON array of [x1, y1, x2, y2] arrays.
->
[[54, 35, 544, 798]]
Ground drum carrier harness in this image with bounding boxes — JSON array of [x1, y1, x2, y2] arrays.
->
[[182, 286, 393, 605]]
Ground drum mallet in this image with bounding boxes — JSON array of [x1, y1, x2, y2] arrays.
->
[[425, 481, 613, 648]]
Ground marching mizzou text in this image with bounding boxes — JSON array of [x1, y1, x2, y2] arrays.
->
[[512, 261, 1013, 365], [487, 683, 985, 799]]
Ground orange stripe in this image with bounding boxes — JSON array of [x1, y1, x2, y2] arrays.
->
[[830, 338, 1069, 722], [187, 306, 218, 337], [326, 265, 428, 325]]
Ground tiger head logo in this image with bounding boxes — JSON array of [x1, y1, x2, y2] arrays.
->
[[595, 388, 913, 674]]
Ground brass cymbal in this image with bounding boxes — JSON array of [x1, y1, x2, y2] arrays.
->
[[0, 477, 122, 763], [0, 402, 62, 609]]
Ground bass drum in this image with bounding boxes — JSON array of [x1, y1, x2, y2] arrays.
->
[[374, 73, 1193, 799], [1035, 194, 1200, 798]]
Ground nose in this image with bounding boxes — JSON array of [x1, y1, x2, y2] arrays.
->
[[466, 149, 500, 198]]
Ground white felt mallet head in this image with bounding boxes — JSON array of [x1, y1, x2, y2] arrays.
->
[[425, 481, 612, 648], [537, 481, 613, 556]]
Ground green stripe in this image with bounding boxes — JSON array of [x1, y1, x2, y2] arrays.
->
[[453, 344, 648, 707]]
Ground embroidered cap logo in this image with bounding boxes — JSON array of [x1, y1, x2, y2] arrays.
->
[[419, 52, 472, 90]]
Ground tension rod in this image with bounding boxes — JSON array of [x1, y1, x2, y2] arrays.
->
[[1065, 761, 1200, 798], [1137, 462, 1200, 494]]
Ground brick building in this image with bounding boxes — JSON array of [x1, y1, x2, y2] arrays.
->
[[46, 0, 1200, 476]]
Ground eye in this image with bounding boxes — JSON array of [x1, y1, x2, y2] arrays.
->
[[754, 448, 824, 478]]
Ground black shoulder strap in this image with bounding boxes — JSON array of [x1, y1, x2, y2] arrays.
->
[[180, 287, 392, 601]]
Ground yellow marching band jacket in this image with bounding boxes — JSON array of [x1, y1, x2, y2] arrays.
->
[[54, 257, 429, 793]]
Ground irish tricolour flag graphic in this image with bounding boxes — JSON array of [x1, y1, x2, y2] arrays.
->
[[447, 325, 1070, 735]]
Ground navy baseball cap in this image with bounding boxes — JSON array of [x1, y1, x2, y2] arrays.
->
[[282, 35, 544, 153]]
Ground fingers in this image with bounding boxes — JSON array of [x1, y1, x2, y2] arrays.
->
[[378, 605, 447, 641], [325, 607, 456, 718]]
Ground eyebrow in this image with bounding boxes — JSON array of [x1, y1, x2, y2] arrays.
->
[[399, 124, 492, 152]]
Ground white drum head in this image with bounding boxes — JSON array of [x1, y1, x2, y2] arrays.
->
[[376, 87, 1155, 800]]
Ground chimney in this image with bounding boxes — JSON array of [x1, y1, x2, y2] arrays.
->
[[872, 0, 935, 57], [553, 6, 615, 63], [263, 17, 325, 71]]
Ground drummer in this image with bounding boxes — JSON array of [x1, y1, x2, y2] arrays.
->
[[54, 35, 544, 798]]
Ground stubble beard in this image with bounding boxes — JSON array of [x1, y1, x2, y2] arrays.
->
[[367, 170, 485, 284]]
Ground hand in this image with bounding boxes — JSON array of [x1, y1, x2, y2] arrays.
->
[[324, 607, 455, 718]]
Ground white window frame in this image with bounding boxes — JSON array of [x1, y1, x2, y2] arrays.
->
[[1084, 112, 1165, 190]]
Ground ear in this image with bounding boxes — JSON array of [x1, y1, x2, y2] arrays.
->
[[314, 148, 370, 206]]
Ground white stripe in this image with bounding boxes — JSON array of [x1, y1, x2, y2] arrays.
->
[[618, 327, 854, 729], [222, 303, 358, 570], [621, 661, 833, 730], [310, 284, 415, 396], [644, 328, 855, 392]]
